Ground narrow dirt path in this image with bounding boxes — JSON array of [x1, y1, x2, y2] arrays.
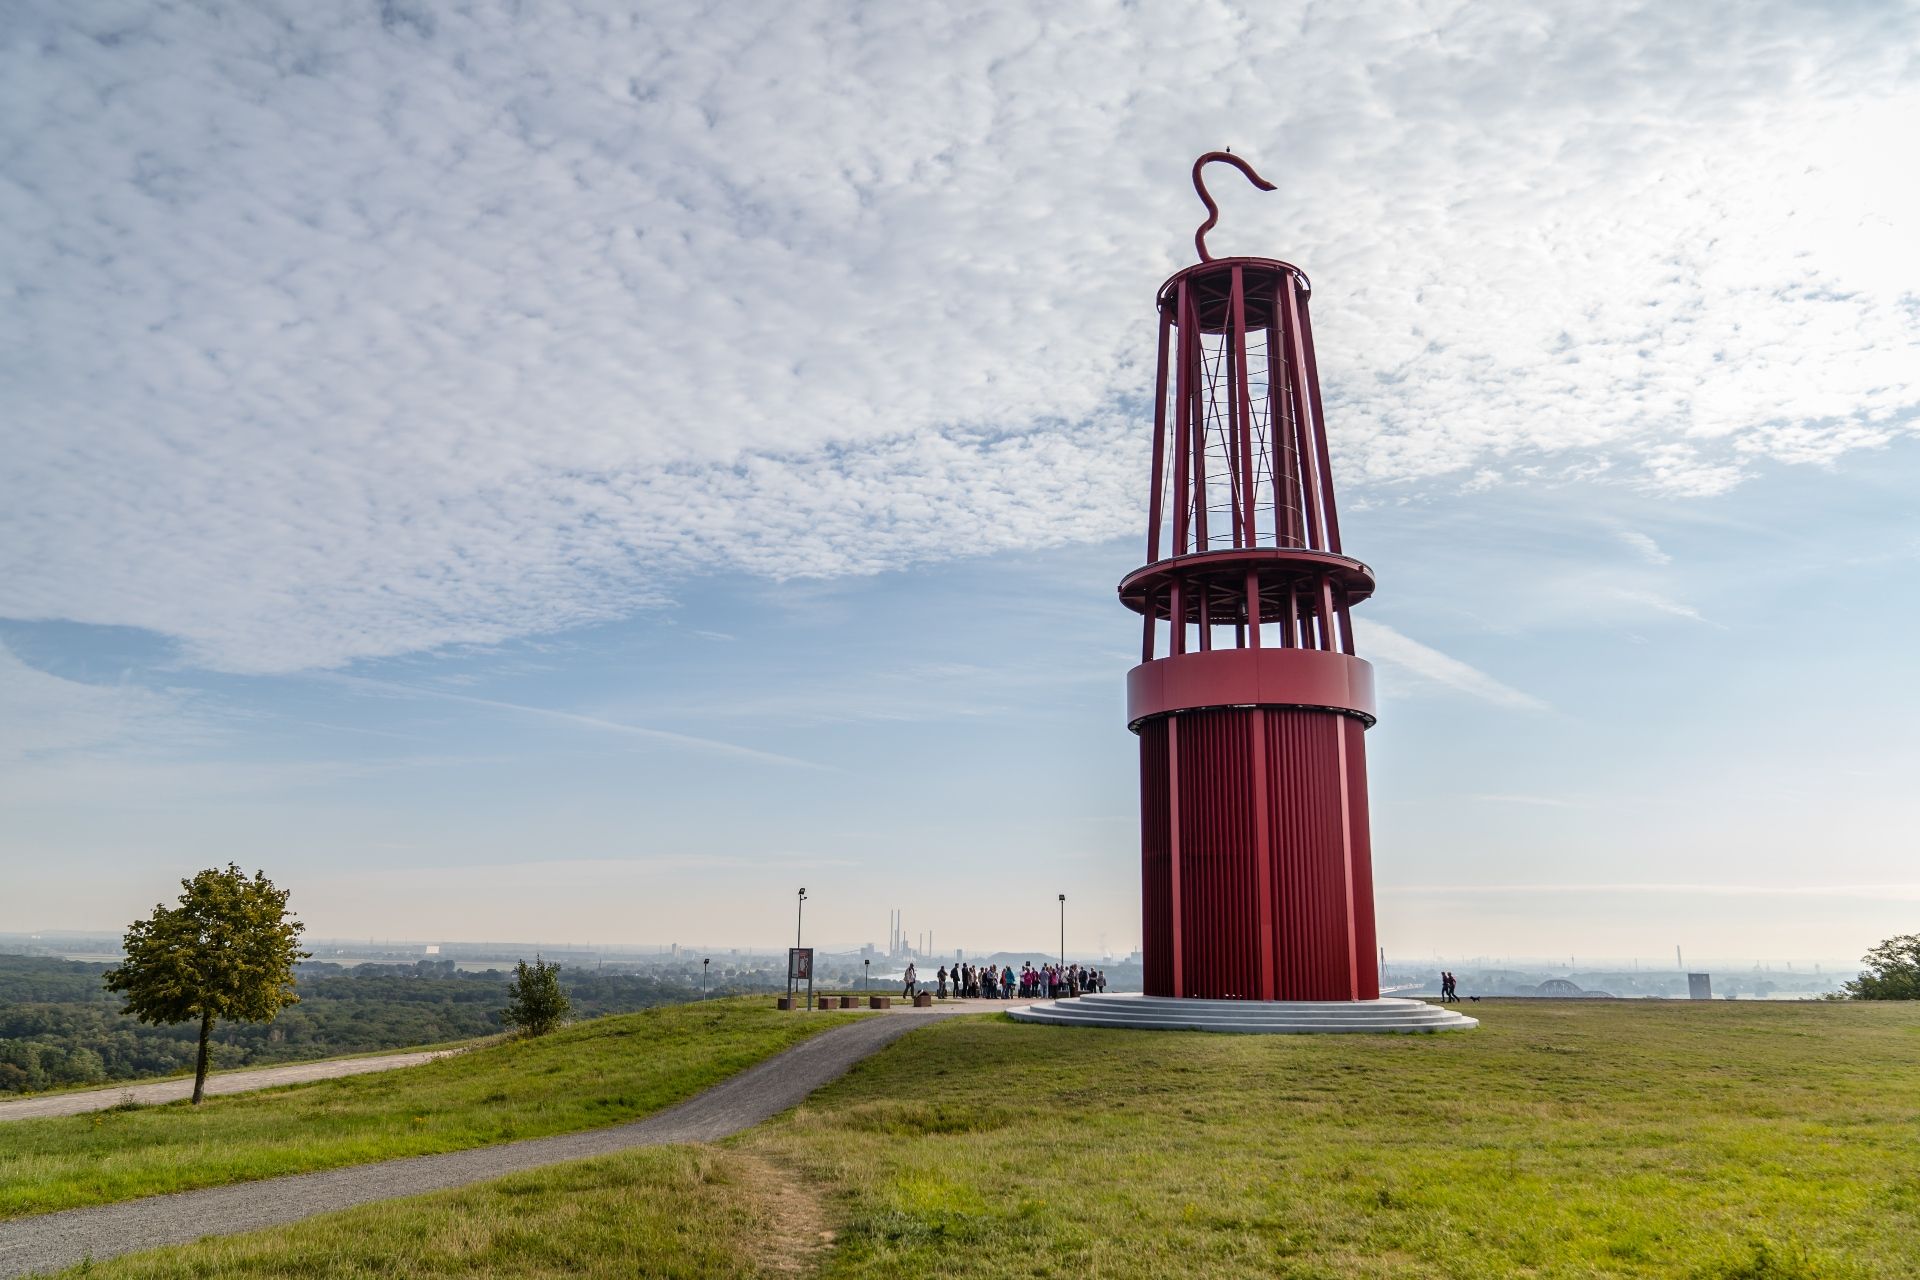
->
[[725, 1149, 837, 1277], [0, 1050, 464, 1124], [0, 1003, 1012, 1278]]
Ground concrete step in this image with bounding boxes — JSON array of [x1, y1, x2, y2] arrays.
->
[[1061, 1000, 1460, 1019], [1007, 994, 1477, 1035]]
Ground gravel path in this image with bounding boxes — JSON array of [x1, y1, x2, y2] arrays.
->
[[0, 1051, 462, 1124], [0, 1003, 1006, 1277]]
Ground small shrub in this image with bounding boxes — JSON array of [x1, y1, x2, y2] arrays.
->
[[502, 956, 571, 1037], [1841, 934, 1920, 1000]]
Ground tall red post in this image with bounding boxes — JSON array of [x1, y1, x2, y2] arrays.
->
[[1123, 154, 1379, 1002]]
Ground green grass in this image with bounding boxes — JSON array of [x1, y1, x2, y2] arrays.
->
[[0, 997, 852, 1219], [49, 1147, 806, 1279], [46, 1001, 1920, 1278], [739, 1000, 1920, 1278]]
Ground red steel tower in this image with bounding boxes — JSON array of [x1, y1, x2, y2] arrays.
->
[[1124, 153, 1379, 1002]]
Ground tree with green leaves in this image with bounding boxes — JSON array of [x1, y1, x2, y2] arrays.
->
[[502, 955, 570, 1036], [1841, 934, 1920, 1000], [104, 865, 308, 1103]]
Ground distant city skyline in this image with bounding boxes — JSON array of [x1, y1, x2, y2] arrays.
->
[[4, 3, 1917, 966], [0, 930, 1867, 979]]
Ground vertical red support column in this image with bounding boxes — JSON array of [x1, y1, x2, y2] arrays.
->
[[1122, 153, 1382, 1004], [1166, 716, 1184, 997]]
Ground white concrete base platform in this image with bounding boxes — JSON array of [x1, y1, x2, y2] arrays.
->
[[1007, 992, 1477, 1034]]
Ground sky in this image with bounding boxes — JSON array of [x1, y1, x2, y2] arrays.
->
[[3, 1, 1917, 966]]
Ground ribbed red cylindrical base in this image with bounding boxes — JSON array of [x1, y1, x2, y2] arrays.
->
[[1139, 706, 1379, 1001]]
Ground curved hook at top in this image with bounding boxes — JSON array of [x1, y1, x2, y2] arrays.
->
[[1192, 151, 1275, 262]]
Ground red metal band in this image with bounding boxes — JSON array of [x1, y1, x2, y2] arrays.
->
[[1127, 648, 1375, 730]]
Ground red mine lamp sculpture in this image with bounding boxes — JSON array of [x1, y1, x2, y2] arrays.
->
[[1011, 156, 1473, 1033], [1124, 152, 1379, 1002]]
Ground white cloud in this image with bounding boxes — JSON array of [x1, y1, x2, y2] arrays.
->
[[3, 2, 1917, 671], [1354, 620, 1549, 712], [0, 642, 185, 764], [1602, 585, 1713, 626], [1615, 530, 1671, 565], [317, 673, 832, 769]]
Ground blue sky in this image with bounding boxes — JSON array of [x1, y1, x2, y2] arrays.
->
[[3, 2, 1917, 964]]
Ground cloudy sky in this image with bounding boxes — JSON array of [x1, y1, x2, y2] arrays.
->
[[4, 1, 1917, 966]]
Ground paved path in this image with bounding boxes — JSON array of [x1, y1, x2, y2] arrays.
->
[[0, 1051, 463, 1124], [0, 1004, 1009, 1277]]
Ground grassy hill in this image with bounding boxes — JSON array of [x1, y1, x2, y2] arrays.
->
[[0, 997, 851, 1218], [46, 999, 1920, 1279], [0, 952, 771, 1094]]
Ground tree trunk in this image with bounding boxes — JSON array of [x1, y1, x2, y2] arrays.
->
[[191, 1008, 215, 1105]]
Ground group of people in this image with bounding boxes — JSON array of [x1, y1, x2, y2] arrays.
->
[[1438, 971, 1463, 1002], [899, 960, 1108, 1000]]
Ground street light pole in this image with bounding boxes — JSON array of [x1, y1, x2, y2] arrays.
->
[[863, 957, 869, 991], [1058, 893, 1066, 970], [702, 957, 709, 997], [796, 887, 809, 1012]]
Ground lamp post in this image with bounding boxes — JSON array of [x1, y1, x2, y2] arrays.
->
[[863, 957, 869, 991], [702, 957, 709, 997], [1058, 893, 1066, 970], [785, 888, 808, 1009]]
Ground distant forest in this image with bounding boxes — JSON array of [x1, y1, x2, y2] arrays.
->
[[0, 954, 760, 1094]]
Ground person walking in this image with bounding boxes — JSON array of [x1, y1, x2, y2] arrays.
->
[[936, 965, 948, 999], [904, 961, 918, 999]]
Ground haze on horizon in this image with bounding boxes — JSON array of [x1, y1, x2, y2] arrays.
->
[[3, 2, 1917, 969]]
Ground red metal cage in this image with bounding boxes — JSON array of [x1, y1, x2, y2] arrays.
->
[[1123, 154, 1380, 1001]]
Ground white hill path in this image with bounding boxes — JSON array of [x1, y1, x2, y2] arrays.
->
[[0, 1050, 460, 1124]]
